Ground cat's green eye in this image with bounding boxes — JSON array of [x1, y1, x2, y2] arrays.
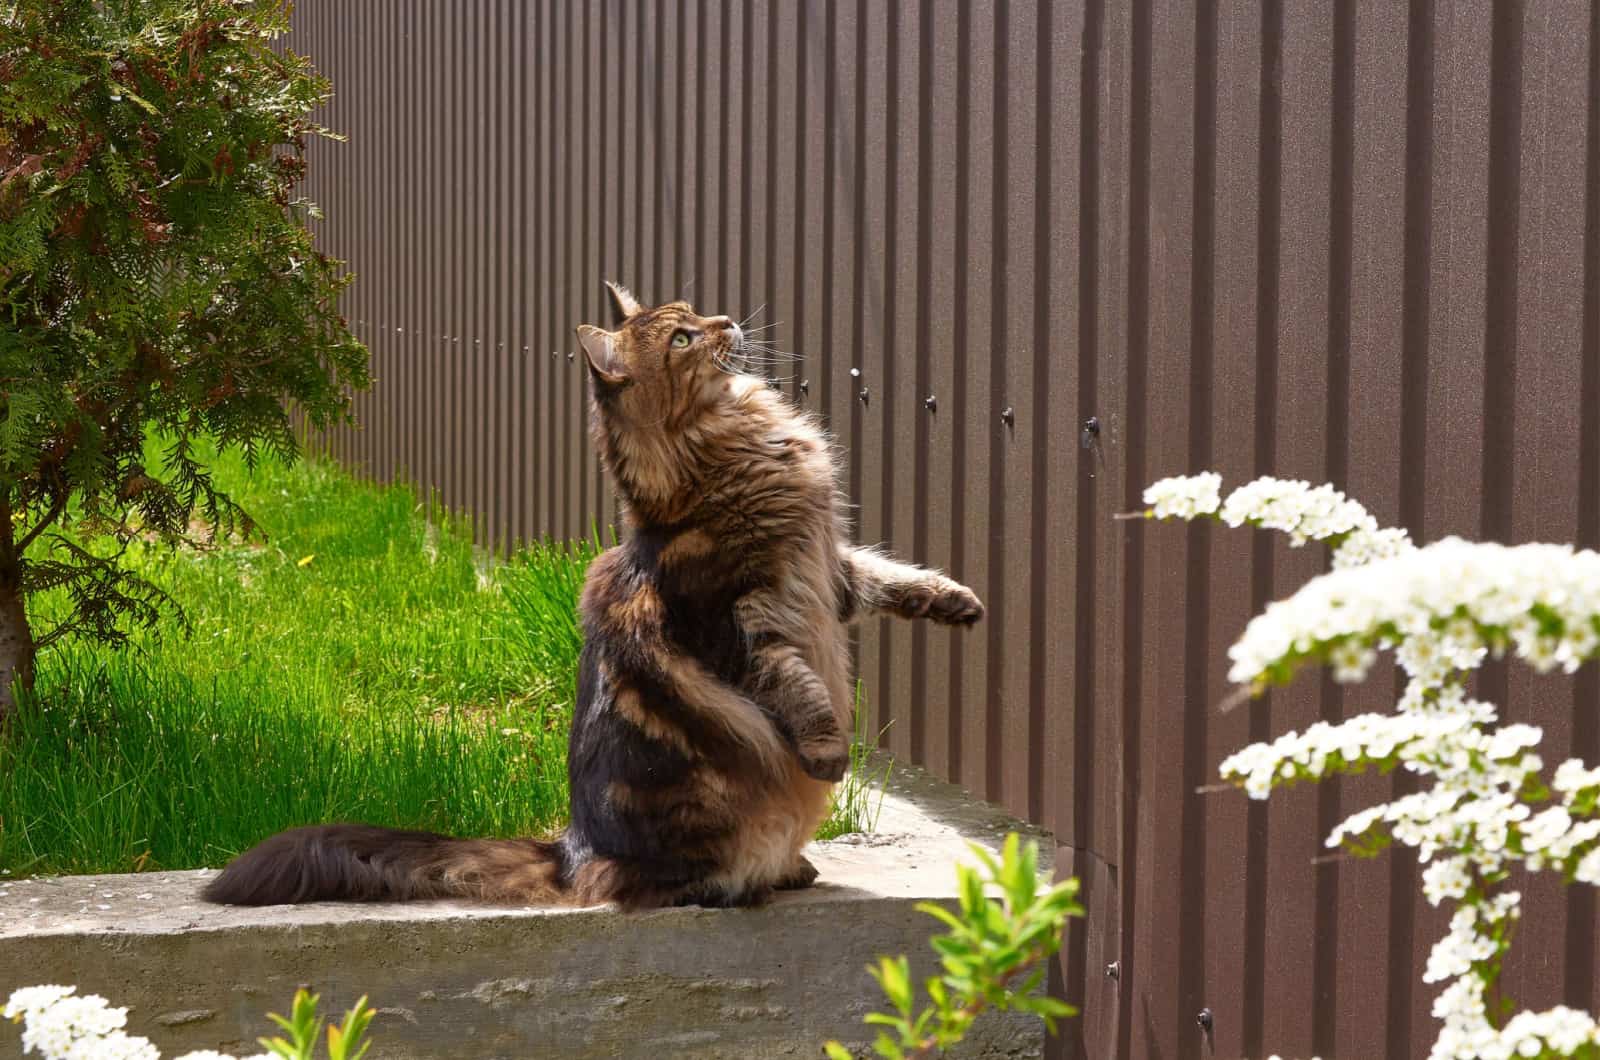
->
[[670, 330, 694, 349]]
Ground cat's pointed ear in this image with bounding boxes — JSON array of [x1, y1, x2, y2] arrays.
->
[[577, 325, 631, 391], [604, 280, 643, 321]]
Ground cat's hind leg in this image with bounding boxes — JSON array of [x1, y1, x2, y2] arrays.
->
[[773, 854, 820, 891]]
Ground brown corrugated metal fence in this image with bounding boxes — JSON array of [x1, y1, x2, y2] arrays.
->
[[286, 2, 1600, 1056]]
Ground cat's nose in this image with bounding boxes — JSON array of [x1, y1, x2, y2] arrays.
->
[[706, 315, 742, 345]]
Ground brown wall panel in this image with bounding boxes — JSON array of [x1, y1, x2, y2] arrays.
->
[[1200, 3, 1262, 1055], [1504, 0, 1595, 1020], [1129, 0, 1195, 1053], [1334, 5, 1410, 1056], [955, 1, 997, 799], [885, 0, 921, 772], [288, 2, 1600, 1054], [918, 0, 964, 787], [1262, 5, 1333, 1057]]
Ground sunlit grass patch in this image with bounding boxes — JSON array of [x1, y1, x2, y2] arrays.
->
[[0, 448, 881, 878], [1, 448, 584, 877]]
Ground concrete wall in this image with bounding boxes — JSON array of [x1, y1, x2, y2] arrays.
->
[[1, 764, 1056, 1059]]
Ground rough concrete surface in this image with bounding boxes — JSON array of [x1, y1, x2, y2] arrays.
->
[[0, 760, 1055, 1059]]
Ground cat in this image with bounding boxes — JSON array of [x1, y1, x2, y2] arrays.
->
[[201, 282, 984, 910]]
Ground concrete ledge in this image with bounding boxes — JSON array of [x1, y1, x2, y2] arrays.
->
[[1, 761, 1054, 1059]]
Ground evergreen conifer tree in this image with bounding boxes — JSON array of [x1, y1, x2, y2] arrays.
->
[[0, 0, 368, 716]]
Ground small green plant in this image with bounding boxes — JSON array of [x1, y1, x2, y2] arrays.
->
[[817, 684, 892, 840], [826, 833, 1083, 1059], [257, 989, 375, 1060]]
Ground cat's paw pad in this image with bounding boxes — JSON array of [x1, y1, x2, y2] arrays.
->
[[927, 583, 985, 626], [775, 856, 820, 890]]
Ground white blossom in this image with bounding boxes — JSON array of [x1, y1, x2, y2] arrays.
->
[[1576, 848, 1600, 886], [1141, 472, 1222, 520], [1226, 538, 1600, 689], [63, 1032, 159, 1060], [1422, 857, 1472, 905], [1218, 476, 1378, 546], [1143, 470, 1600, 1060], [5, 988, 227, 1060], [1554, 759, 1600, 796], [1496, 1006, 1600, 1056], [1333, 525, 1415, 569], [4, 986, 76, 1022]]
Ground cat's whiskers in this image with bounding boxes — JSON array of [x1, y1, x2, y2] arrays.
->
[[711, 350, 747, 378], [738, 343, 803, 365]]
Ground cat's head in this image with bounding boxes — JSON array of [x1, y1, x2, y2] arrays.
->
[[575, 282, 749, 426]]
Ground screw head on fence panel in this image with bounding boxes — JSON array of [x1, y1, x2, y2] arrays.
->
[[859, 387, 870, 406], [850, 367, 861, 378], [924, 395, 937, 412], [1104, 961, 1120, 981], [1000, 406, 1015, 428], [799, 379, 810, 395], [1196, 1008, 1213, 1034]]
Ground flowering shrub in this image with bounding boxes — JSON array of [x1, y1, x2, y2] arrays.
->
[[1134, 473, 1600, 1059], [5, 986, 373, 1060]]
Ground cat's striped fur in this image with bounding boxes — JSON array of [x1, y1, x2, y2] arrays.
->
[[202, 284, 983, 909]]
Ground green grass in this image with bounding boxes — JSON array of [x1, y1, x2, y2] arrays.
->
[[815, 686, 892, 841], [0, 446, 588, 877], [0, 445, 883, 878]]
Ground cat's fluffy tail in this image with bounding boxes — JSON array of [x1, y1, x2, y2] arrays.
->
[[200, 824, 567, 906]]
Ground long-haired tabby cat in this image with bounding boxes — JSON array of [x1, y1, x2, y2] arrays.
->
[[203, 283, 984, 910]]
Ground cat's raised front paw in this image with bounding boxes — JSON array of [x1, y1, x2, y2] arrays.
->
[[927, 582, 985, 626]]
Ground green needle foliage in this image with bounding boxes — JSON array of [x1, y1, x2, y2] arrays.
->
[[827, 834, 1083, 1059], [0, 0, 367, 715]]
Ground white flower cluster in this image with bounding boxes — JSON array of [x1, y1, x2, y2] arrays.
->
[[1218, 702, 1494, 800], [1495, 1008, 1600, 1057], [4, 987, 269, 1060], [1431, 978, 1600, 1059], [1143, 473, 1416, 569], [1141, 472, 1222, 520], [1331, 525, 1415, 570], [1141, 469, 1600, 1060], [1424, 894, 1519, 984], [1218, 475, 1381, 546], [1227, 537, 1600, 689]]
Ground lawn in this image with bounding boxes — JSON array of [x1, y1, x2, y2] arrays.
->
[[0, 444, 880, 878]]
